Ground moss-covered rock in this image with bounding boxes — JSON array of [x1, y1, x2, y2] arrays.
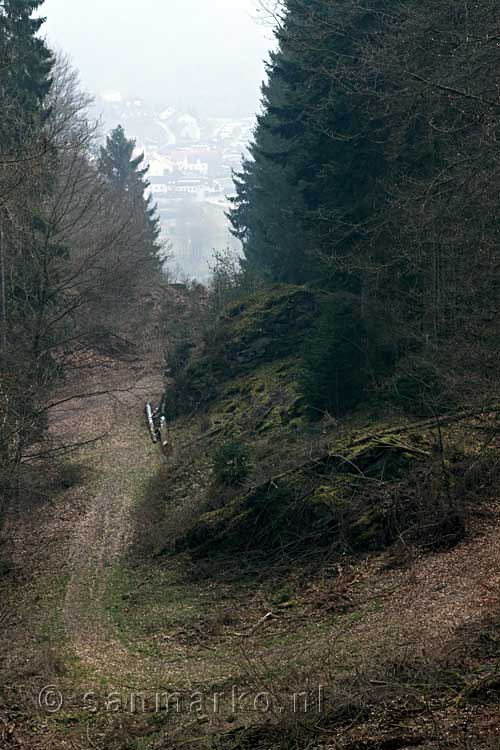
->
[[181, 433, 430, 559], [218, 285, 317, 374], [210, 359, 305, 436], [163, 285, 318, 419]]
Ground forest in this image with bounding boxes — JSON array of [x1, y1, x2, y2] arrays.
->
[[2, 1, 500, 750], [230, 0, 500, 420]]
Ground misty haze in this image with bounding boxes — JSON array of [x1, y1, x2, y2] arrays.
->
[[41, 0, 274, 279]]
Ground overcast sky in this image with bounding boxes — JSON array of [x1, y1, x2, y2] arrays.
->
[[41, 0, 275, 117]]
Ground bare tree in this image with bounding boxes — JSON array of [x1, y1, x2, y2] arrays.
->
[[0, 53, 165, 516]]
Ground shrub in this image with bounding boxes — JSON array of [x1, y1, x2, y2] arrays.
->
[[212, 442, 251, 486], [208, 246, 255, 314]]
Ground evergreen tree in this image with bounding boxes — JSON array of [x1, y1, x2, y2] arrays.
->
[[99, 125, 161, 265], [231, 2, 360, 285], [0, 0, 54, 147], [301, 293, 369, 416], [98, 125, 149, 192], [231, 0, 447, 294], [230, 55, 311, 284]]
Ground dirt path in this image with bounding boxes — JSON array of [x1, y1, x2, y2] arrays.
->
[[52, 357, 165, 683], [0, 343, 236, 711]]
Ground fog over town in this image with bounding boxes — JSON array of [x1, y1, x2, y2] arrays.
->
[[42, 0, 274, 278]]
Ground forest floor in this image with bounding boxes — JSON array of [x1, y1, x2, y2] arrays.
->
[[2, 333, 500, 748]]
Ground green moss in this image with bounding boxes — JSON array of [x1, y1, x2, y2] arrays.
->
[[223, 284, 317, 340], [309, 482, 351, 516], [211, 359, 305, 436], [350, 512, 384, 546], [160, 284, 439, 562], [163, 285, 318, 418], [182, 502, 254, 557]]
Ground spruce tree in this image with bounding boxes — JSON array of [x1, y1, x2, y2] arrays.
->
[[0, 0, 53, 147], [99, 125, 149, 193], [99, 125, 161, 264], [231, 0, 419, 289], [230, 54, 310, 283]]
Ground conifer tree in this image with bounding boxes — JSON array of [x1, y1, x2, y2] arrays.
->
[[230, 53, 310, 283], [99, 125, 161, 265], [229, 0, 386, 288], [0, 0, 53, 147], [98, 125, 149, 192]]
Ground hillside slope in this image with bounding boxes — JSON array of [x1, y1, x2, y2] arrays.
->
[[1, 285, 499, 750], [137, 284, 500, 748]]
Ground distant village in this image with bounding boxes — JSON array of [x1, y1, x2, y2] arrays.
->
[[96, 91, 252, 279]]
